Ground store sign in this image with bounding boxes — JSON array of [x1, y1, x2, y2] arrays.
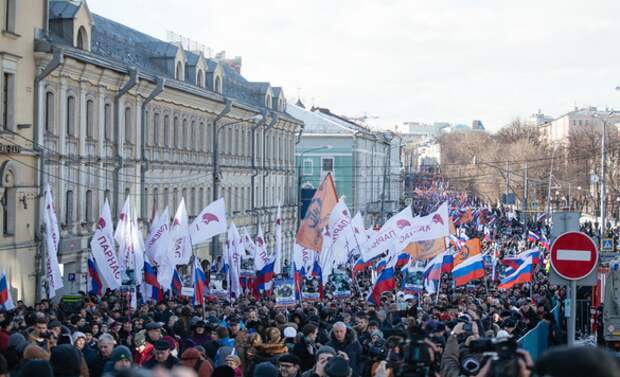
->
[[0, 144, 21, 154]]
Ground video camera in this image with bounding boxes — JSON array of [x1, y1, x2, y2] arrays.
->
[[469, 337, 520, 377], [399, 328, 433, 377]]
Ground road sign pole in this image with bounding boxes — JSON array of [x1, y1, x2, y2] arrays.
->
[[568, 279, 576, 346]]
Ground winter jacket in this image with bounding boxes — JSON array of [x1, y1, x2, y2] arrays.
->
[[292, 336, 316, 372], [439, 336, 466, 377], [326, 327, 363, 377], [143, 355, 180, 370], [180, 348, 214, 377]]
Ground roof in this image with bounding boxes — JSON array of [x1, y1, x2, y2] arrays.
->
[[46, 11, 287, 112], [287, 103, 354, 135], [49, 1, 81, 20]]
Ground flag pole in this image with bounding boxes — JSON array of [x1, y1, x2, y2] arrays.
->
[[435, 271, 441, 304]]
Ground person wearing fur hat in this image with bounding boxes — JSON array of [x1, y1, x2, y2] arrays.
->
[[180, 347, 215, 377]]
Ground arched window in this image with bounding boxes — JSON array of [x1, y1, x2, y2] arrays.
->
[[199, 122, 205, 152], [199, 187, 204, 209], [163, 187, 169, 208], [173, 116, 180, 148], [191, 121, 197, 150], [66, 95, 76, 137], [197, 70, 204, 87], [65, 189, 74, 225], [86, 99, 94, 139], [124, 107, 132, 143], [190, 187, 196, 215], [164, 115, 170, 147], [104, 103, 112, 141], [76, 26, 88, 50], [153, 113, 160, 146], [176, 61, 183, 80], [214, 76, 222, 93], [85, 190, 93, 223], [173, 188, 178, 210], [45, 91, 55, 134], [144, 110, 149, 144], [153, 187, 159, 212], [182, 119, 188, 149]]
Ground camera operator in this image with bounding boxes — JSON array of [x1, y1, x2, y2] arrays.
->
[[439, 321, 480, 377]]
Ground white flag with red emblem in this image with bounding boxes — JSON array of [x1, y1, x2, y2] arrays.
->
[[169, 198, 193, 265], [146, 207, 170, 266], [190, 198, 227, 245], [395, 202, 450, 253], [90, 199, 121, 289], [362, 206, 416, 262], [328, 200, 356, 265], [43, 184, 63, 298], [228, 223, 242, 298], [273, 205, 282, 274]]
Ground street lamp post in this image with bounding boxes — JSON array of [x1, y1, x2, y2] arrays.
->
[[296, 145, 332, 228], [211, 113, 264, 257]]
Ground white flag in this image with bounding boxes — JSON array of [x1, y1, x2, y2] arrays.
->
[[90, 199, 121, 289], [169, 198, 193, 265], [328, 200, 355, 266], [146, 207, 170, 266], [228, 223, 242, 298], [117, 203, 133, 275], [363, 206, 415, 262], [319, 228, 335, 283], [293, 243, 316, 277], [43, 185, 63, 298], [114, 197, 131, 244], [242, 228, 256, 256], [395, 202, 450, 253], [131, 213, 145, 287], [273, 206, 282, 274], [254, 225, 269, 272], [190, 198, 227, 245]]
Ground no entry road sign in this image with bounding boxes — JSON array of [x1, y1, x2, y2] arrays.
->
[[550, 231, 598, 281]]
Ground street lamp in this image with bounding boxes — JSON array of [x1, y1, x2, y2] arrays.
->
[[296, 145, 332, 227], [211, 113, 264, 257]]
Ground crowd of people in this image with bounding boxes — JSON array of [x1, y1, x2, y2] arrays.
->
[[1, 192, 620, 377]]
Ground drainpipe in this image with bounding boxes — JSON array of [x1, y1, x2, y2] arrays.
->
[[352, 131, 362, 215], [211, 98, 232, 258], [113, 68, 138, 220], [33, 47, 63, 302], [262, 112, 279, 216], [251, 109, 268, 228], [140, 77, 165, 224]]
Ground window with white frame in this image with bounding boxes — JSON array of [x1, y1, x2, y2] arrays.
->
[[2, 72, 15, 130], [4, 0, 16, 34], [321, 157, 334, 174], [302, 159, 313, 176]]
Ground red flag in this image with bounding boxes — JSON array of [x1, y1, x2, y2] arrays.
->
[[296, 173, 338, 252]]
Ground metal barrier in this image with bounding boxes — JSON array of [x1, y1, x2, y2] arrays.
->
[[518, 304, 560, 360]]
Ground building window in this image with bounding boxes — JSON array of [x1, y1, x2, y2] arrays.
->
[[190, 187, 196, 215], [124, 107, 132, 143], [85, 190, 93, 223], [76, 26, 88, 50], [4, 0, 16, 33], [164, 115, 170, 147], [163, 187, 169, 208], [124, 187, 130, 201], [191, 121, 196, 150], [197, 70, 204, 87], [45, 91, 55, 134], [153, 187, 159, 213], [176, 62, 183, 80], [214, 76, 222, 93], [1, 72, 14, 130], [173, 188, 178, 210], [321, 157, 334, 173], [2, 187, 15, 236], [66, 95, 76, 137], [173, 116, 179, 148], [104, 189, 111, 202], [65, 190, 74, 225], [199, 122, 205, 152], [182, 119, 188, 149], [199, 187, 204, 209], [86, 99, 94, 139], [153, 113, 160, 146], [303, 159, 313, 176], [104, 103, 111, 141]]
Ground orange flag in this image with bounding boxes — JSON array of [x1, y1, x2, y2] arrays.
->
[[453, 238, 481, 266], [403, 237, 446, 260], [296, 173, 338, 252]]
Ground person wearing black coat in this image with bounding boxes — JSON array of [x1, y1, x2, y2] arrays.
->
[[292, 324, 318, 372]]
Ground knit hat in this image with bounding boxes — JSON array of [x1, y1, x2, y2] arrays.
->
[[325, 356, 352, 377], [71, 332, 86, 344], [133, 330, 146, 347], [316, 345, 337, 360], [253, 362, 279, 377], [8, 333, 27, 354], [50, 344, 82, 377], [278, 354, 301, 365], [111, 345, 133, 364], [283, 326, 297, 339], [20, 360, 54, 377]]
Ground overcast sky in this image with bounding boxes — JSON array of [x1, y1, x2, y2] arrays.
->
[[88, 0, 620, 131]]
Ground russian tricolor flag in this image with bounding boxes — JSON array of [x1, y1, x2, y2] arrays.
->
[[0, 272, 15, 311], [144, 261, 164, 302], [194, 258, 208, 305], [353, 257, 373, 275], [87, 254, 103, 296], [540, 234, 550, 251], [396, 253, 410, 270], [519, 248, 541, 265], [441, 252, 454, 273], [255, 261, 275, 292], [368, 265, 395, 305], [452, 254, 485, 287], [499, 256, 533, 289], [527, 231, 539, 243], [424, 252, 444, 281]]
